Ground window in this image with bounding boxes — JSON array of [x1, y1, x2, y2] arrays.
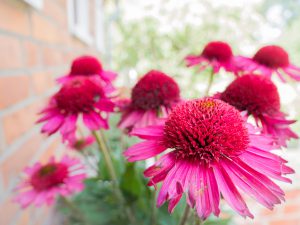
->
[[67, 0, 92, 44], [23, 0, 43, 9], [95, 0, 105, 52]]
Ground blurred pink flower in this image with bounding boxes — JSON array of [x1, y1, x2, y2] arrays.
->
[[57, 55, 117, 93], [234, 45, 300, 82], [118, 70, 181, 131], [219, 74, 298, 147], [38, 76, 114, 140], [14, 155, 86, 208], [67, 136, 95, 151], [185, 41, 236, 73], [124, 99, 293, 219]]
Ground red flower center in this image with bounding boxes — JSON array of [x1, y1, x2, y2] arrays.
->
[[201, 41, 233, 62], [163, 99, 249, 163], [30, 163, 68, 191], [55, 77, 104, 114], [220, 74, 280, 116], [70, 56, 103, 76], [131, 70, 180, 110], [253, 45, 290, 68]]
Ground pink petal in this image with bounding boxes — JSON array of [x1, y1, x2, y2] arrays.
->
[[41, 115, 64, 135], [83, 112, 108, 130], [212, 163, 253, 218], [124, 140, 166, 162], [95, 99, 115, 112], [118, 110, 144, 129], [130, 125, 165, 140]]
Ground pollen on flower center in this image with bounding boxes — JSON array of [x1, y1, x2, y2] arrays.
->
[[70, 56, 103, 76], [220, 74, 280, 116], [253, 45, 290, 68], [163, 99, 249, 163], [55, 77, 104, 114], [202, 41, 233, 62], [30, 163, 68, 191], [131, 70, 180, 110]]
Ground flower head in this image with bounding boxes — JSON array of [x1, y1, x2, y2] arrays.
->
[[219, 74, 298, 146], [14, 156, 85, 208], [124, 99, 293, 219], [235, 45, 300, 82], [118, 70, 180, 130], [38, 76, 114, 140], [57, 55, 117, 93], [185, 41, 235, 73]]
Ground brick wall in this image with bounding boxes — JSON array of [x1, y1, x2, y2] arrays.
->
[[0, 0, 103, 224]]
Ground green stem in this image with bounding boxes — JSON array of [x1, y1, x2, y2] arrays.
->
[[205, 69, 214, 96], [92, 131, 136, 224], [151, 188, 157, 225], [194, 212, 204, 225], [61, 196, 87, 224], [178, 205, 191, 225], [93, 131, 118, 181]]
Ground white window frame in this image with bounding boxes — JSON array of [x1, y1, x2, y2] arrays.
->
[[67, 0, 93, 45], [95, 0, 105, 53], [23, 0, 43, 9]]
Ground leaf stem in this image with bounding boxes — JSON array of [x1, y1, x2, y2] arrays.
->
[[92, 130, 136, 224], [178, 204, 191, 225], [205, 69, 214, 96], [93, 131, 118, 181]]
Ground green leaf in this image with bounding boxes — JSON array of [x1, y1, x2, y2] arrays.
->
[[120, 163, 143, 201]]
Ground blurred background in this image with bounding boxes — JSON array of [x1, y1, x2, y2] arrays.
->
[[0, 0, 300, 224]]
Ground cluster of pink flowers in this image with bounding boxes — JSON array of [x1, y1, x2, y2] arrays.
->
[[14, 41, 298, 222]]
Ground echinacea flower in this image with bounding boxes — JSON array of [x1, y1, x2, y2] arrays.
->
[[235, 45, 300, 82], [124, 98, 293, 219], [67, 136, 95, 151], [185, 41, 236, 73], [14, 155, 85, 208], [118, 70, 181, 131], [38, 76, 115, 140], [219, 74, 298, 147], [57, 55, 117, 93]]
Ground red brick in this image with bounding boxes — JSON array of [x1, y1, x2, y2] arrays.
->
[[43, 0, 67, 29], [0, 199, 21, 225], [32, 71, 55, 94], [0, 134, 43, 185], [286, 189, 300, 200], [0, 0, 30, 36], [0, 35, 22, 69], [284, 202, 300, 214], [38, 138, 61, 163], [270, 219, 300, 225], [42, 47, 65, 67], [23, 41, 40, 67], [31, 12, 60, 43], [0, 75, 30, 109], [2, 101, 44, 144], [15, 210, 31, 225]]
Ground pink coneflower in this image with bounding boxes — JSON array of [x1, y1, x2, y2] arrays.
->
[[118, 70, 181, 131], [67, 136, 95, 151], [14, 156, 85, 208], [235, 45, 300, 82], [38, 76, 115, 140], [219, 74, 298, 147], [185, 41, 236, 73], [124, 99, 293, 219], [57, 55, 117, 93]]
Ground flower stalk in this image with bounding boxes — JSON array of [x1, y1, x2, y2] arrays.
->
[[205, 69, 214, 96], [178, 204, 191, 225], [93, 130, 136, 224]]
